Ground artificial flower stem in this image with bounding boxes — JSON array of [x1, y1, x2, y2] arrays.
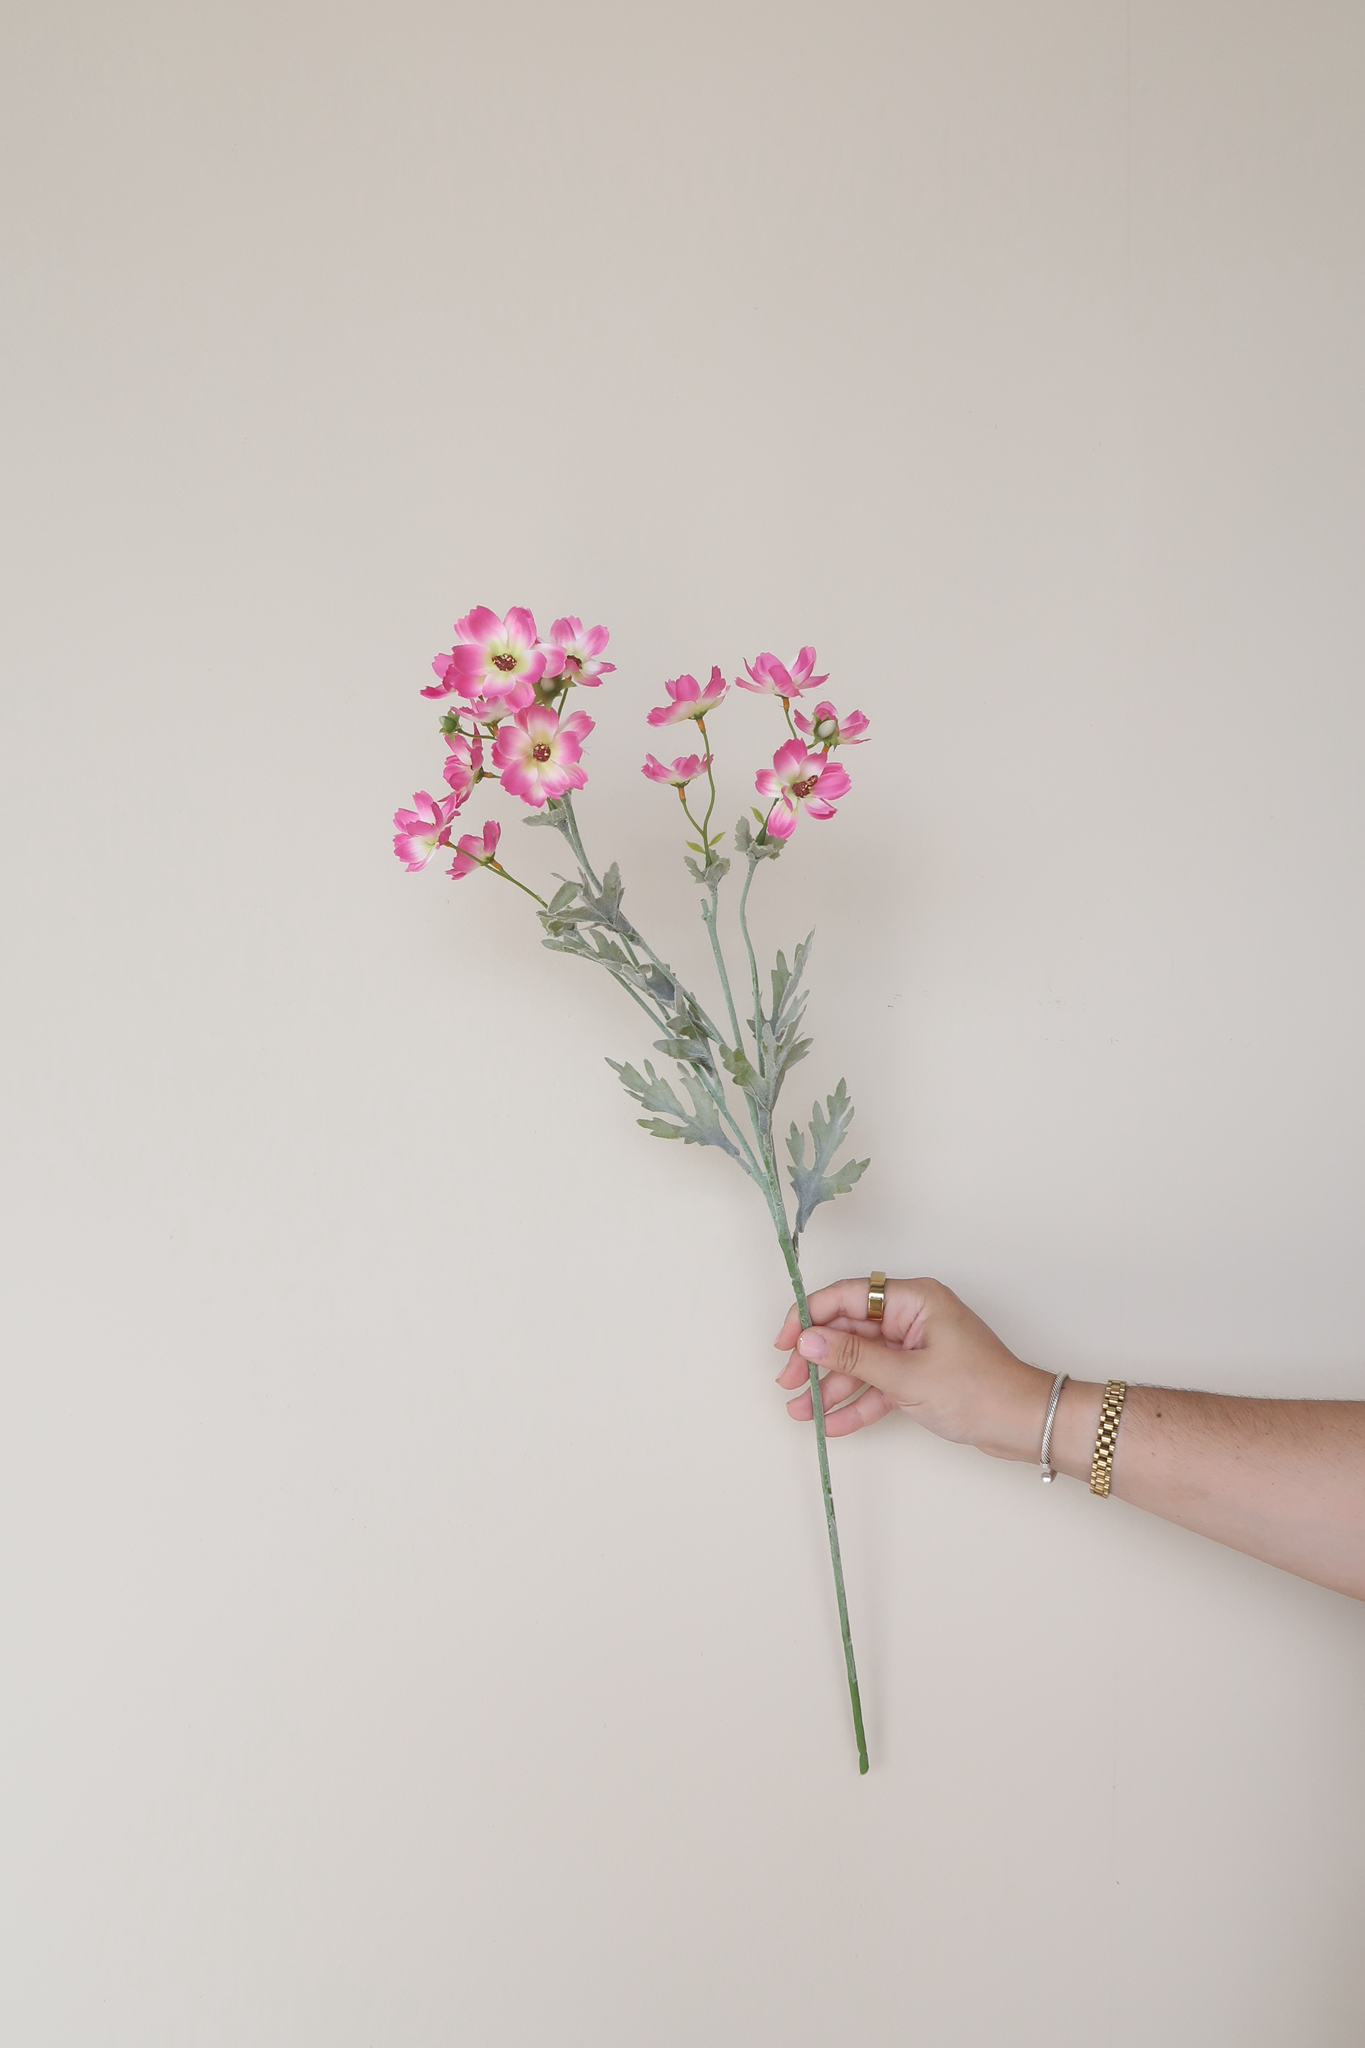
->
[[773, 1212, 870, 1776], [696, 716, 719, 847], [557, 793, 602, 892], [703, 892, 745, 1053], [488, 863, 548, 908], [702, 892, 770, 1157], [737, 857, 766, 1069], [679, 790, 709, 847]]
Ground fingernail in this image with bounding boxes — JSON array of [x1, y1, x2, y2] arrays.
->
[[798, 1330, 827, 1361]]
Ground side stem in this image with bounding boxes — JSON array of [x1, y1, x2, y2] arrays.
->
[[738, 856, 765, 1063]]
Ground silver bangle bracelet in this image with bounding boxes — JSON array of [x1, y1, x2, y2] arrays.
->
[[1039, 1371, 1068, 1484]]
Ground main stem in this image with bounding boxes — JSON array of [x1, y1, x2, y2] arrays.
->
[[563, 795, 868, 1773], [773, 1191, 870, 1775]]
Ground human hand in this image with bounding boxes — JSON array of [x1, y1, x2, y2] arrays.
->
[[774, 1276, 1055, 1462]]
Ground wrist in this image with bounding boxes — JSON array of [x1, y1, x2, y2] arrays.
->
[[1044, 1377, 1106, 1482], [982, 1361, 1061, 1463]]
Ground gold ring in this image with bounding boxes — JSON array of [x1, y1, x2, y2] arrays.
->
[[867, 1272, 886, 1322]]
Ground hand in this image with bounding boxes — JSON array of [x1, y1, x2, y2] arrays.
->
[[774, 1276, 1054, 1462]]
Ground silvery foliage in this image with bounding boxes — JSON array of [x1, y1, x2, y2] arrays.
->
[[604, 1059, 741, 1161], [786, 1079, 869, 1238], [530, 802, 868, 1232]]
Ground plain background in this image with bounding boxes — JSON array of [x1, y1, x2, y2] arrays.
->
[[4, 1, 1364, 2042]]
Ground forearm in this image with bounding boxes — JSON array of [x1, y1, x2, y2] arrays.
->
[[1045, 1380, 1365, 1601], [778, 1279, 1365, 1603]]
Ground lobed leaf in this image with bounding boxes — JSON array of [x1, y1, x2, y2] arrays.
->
[[786, 1078, 870, 1237], [606, 1057, 741, 1161]]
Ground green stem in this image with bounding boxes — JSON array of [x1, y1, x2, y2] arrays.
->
[[679, 788, 709, 846], [696, 716, 719, 848], [701, 887, 769, 1158], [547, 799, 866, 1768], [703, 890, 744, 1051], [773, 1209, 869, 1775], [488, 863, 548, 908], [557, 792, 601, 892], [738, 857, 765, 1064]]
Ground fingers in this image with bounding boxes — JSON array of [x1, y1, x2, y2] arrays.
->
[[773, 1276, 936, 1350], [796, 1324, 902, 1396], [783, 1369, 863, 1418], [823, 1385, 893, 1436], [774, 1304, 801, 1353], [783, 1375, 893, 1434], [775, 1339, 870, 1390], [775, 1349, 812, 1390]]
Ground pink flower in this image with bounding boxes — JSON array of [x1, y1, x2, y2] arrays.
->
[[549, 616, 615, 686], [441, 732, 483, 802], [422, 606, 564, 703], [792, 700, 870, 748], [392, 789, 460, 870], [492, 704, 594, 808], [641, 751, 711, 788], [449, 674, 536, 724], [754, 739, 852, 839], [646, 667, 729, 726], [448, 818, 502, 879], [736, 646, 828, 701]]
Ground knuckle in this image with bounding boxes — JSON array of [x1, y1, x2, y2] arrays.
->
[[828, 1331, 863, 1377]]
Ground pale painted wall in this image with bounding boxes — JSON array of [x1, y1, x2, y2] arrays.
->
[[4, 3, 1365, 2042]]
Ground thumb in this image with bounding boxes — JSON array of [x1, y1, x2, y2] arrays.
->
[[797, 1324, 903, 1395]]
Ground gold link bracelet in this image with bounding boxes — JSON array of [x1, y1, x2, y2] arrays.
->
[[1089, 1379, 1129, 1497]]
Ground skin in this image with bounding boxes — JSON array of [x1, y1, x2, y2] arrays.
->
[[774, 1276, 1365, 1603]]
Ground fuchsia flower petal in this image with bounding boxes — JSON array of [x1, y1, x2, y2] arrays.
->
[[427, 606, 559, 708], [456, 606, 503, 645], [793, 700, 869, 747], [559, 708, 595, 745], [550, 616, 615, 685], [738, 647, 829, 700], [441, 733, 483, 801], [754, 739, 851, 836], [392, 789, 459, 870], [492, 703, 596, 808], [645, 666, 729, 725], [459, 676, 536, 724], [448, 817, 502, 880], [422, 652, 460, 700], [642, 751, 710, 787], [502, 607, 538, 650]]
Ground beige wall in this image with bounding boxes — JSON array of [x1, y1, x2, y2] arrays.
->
[[4, 2, 1365, 2041]]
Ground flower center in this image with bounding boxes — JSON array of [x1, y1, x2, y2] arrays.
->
[[791, 775, 818, 799], [565, 654, 582, 671], [532, 742, 553, 762], [492, 652, 518, 672]]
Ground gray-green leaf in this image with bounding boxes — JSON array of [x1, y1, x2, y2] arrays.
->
[[786, 1079, 870, 1236], [607, 1058, 741, 1161]]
